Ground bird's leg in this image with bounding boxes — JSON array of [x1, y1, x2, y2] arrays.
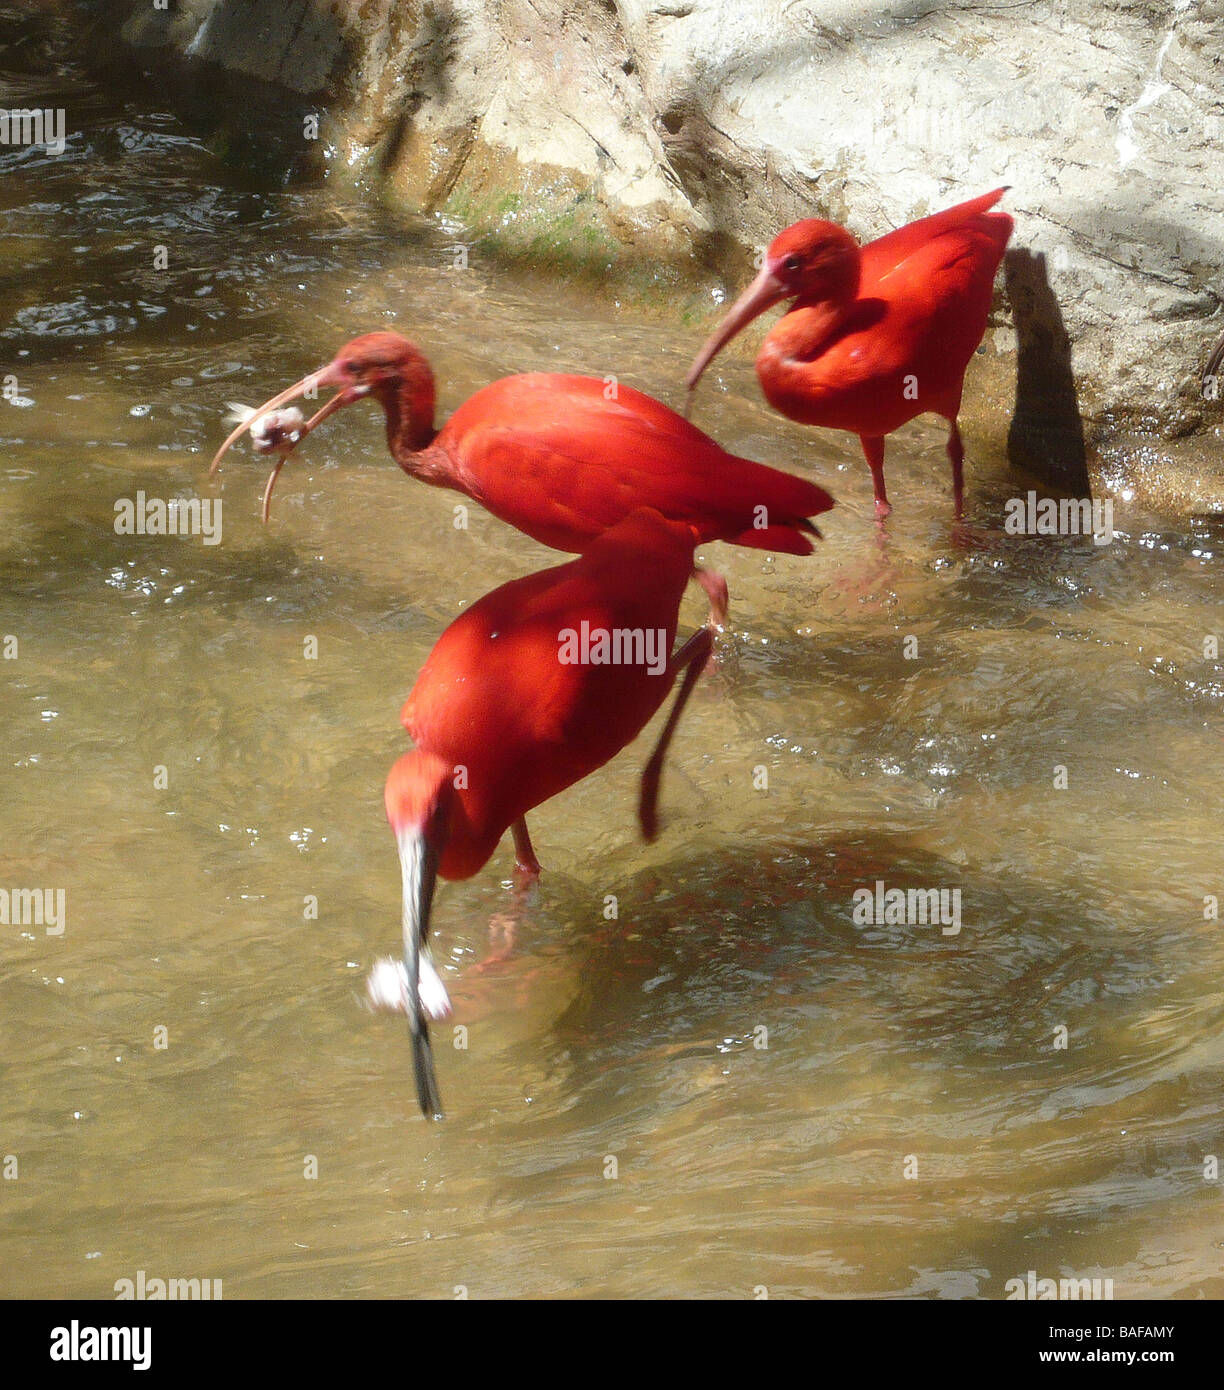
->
[[468, 819, 538, 976], [692, 567, 729, 631], [478, 911, 519, 970], [860, 435, 891, 519], [639, 627, 715, 842], [470, 819, 538, 974], [946, 418, 965, 520], [511, 817, 542, 883]]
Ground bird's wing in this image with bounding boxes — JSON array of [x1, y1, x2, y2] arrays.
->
[[788, 209, 1011, 419], [442, 374, 831, 552], [861, 188, 1010, 283], [402, 573, 679, 819], [872, 219, 1012, 384]]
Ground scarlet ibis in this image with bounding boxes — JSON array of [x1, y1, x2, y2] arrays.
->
[[208, 332, 834, 626], [685, 189, 1013, 518], [374, 508, 714, 1117]]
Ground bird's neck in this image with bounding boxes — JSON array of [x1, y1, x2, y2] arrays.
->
[[756, 298, 854, 412], [377, 370, 441, 476], [761, 298, 852, 369]]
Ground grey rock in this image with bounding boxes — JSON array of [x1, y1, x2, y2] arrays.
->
[[104, 0, 1224, 512]]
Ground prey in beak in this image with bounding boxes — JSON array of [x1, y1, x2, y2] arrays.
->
[[210, 361, 370, 523], [366, 953, 453, 1025], [224, 402, 307, 455], [223, 403, 309, 524]]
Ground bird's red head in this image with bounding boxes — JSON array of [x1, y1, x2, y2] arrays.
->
[[384, 749, 452, 843], [684, 219, 861, 398], [320, 333, 435, 422], [208, 330, 437, 521], [765, 220, 861, 305]]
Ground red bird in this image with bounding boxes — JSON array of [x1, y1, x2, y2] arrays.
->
[[208, 332, 834, 626], [685, 189, 1013, 518], [377, 508, 713, 1118]]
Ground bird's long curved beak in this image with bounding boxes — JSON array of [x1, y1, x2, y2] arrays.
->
[[207, 359, 350, 477], [257, 385, 360, 524], [683, 266, 790, 417], [259, 458, 286, 526], [396, 822, 445, 1121]]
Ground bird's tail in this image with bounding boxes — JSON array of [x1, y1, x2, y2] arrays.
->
[[870, 187, 1013, 270], [724, 468, 834, 555], [729, 521, 821, 555]]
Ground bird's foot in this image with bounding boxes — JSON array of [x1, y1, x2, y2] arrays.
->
[[471, 911, 519, 973], [692, 566, 729, 633], [512, 858, 541, 896]]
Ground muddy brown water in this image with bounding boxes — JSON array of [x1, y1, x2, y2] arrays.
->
[[1, 22, 1222, 1299]]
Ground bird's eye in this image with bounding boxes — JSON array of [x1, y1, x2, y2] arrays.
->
[[343, 359, 362, 376], [783, 255, 801, 274]]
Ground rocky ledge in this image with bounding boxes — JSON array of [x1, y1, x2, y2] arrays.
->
[[100, 0, 1224, 513]]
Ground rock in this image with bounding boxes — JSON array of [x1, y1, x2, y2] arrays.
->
[[120, 0, 344, 92], [99, 0, 1224, 512]]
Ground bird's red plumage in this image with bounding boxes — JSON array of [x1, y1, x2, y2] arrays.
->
[[433, 373, 832, 555], [757, 189, 1012, 438], [397, 509, 699, 879]]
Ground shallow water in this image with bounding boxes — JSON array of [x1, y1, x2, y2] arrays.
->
[[2, 15, 1222, 1300]]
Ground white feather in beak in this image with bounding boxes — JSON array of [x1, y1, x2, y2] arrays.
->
[[223, 402, 306, 455], [366, 955, 453, 1021]]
